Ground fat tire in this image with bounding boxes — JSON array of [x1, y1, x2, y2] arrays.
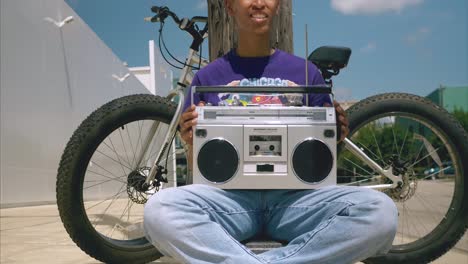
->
[[57, 94, 176, 264], [343, 93, 468, 264]]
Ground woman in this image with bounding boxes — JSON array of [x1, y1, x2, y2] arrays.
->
[[144, 1, 398, 263]]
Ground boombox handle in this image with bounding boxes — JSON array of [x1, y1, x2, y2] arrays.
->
[[192, 85, 332, 107]]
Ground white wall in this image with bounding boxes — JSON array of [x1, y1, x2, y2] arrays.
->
[[129, 41, 174, 96], [150, 40, 174, 97], [0, 0, 152, 207], [130, 66, 152, 92]]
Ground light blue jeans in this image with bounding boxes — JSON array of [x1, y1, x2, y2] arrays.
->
[[144, 185, 398, 264]]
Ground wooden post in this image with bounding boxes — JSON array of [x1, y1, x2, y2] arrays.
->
[[207, 0, 293, 61]]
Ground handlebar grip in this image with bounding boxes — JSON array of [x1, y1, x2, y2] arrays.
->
[[144, 16, 161, 23], [152, 6, 170, 15], [191, 16, 208, 23], [150, 6, 179, 24], [151, 6, 161, 13]]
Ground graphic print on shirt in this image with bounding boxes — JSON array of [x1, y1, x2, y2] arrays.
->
[[218, 77, 303, 106]]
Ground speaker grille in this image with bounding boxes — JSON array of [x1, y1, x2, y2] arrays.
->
[[292, 139, 333, 184], [197, 139, 239, 183]]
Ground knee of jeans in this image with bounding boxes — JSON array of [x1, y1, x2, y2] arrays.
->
[[143, 188, 189, 241], [366, 190, 398, 239]]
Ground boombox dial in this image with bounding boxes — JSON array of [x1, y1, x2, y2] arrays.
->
[[292, 138, 333, 184], [197, 138, 239, 183]]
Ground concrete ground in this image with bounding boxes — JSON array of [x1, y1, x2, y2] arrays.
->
[[1, 203, 467, 264]]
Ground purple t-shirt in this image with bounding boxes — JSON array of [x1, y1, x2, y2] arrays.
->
[[184, 49, 332, 110]]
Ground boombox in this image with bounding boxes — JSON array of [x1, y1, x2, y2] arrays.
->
[[191, 86, 337, 189]]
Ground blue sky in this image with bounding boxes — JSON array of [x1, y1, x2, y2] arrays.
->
[[66, 0, 467, 101]]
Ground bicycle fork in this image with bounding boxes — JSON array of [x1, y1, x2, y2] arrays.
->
[[129, 89, 186, 187]]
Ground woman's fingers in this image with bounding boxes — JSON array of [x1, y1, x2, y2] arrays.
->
[[179, 102, 205, 145], [226, 80, 240, 86]]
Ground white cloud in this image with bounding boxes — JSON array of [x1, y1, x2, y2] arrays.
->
[[196, 0, 208, 11], [331, 0, 423, 15], [360, 42, 377, 53], [405, 27, 431, 45]]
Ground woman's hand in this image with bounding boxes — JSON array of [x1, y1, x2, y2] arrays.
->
[[324, 100, 349, 143], [179, 102, 205, 146]]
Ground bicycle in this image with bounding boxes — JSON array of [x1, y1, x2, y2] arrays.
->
[[56, 5, 468, 264]]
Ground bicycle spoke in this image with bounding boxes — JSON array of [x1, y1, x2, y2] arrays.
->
[[343, 177, 377, 186], [108, 199, 133, 238], [403, 203, 412, 243], [86, 169, 127, 184], [133, 121, 144, 162], [391, 124, 400, 156], [398, 203, 410, 244], [85, 186, 127, 211], [88, 161, 127, 183], [408, 147, 441, 169], [145, 143, 182, 170], [344, 157, 374, 176], [125, 125, 138, 168], [84, 175, 126, 190], [106, 137, 133, 170], [118, 128, 133, 169], [338, 164, 381, 185], [83, 124, 184, 240], [356, 141, 383, 163], [91, 184, 127, 227], [408, 201, 435, 237], [142, 125, 171, 167], [420, 168, 449, 180], [414, 193, 444, 224], [95, 149, 132, 172], [416, 190, 454, 209], [411, 142, 425, 169], [370, 126, 386, 167], [401, 130, 418, 165], [398, 127, 409, 159], [402, 202, 424, 241], [338, 167, 367, 178], [127, 199, 135, 223]]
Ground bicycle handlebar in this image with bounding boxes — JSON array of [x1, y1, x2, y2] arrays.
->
[[146, 5, 208, 59], [148, 6, 207, 30], [150, 6, 208, 29], [193, 86, 332, 94]]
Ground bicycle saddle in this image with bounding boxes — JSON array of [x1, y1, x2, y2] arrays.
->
[[308, 46, 351, 72]]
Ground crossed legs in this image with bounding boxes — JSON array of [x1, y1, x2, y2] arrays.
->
[[144, 185, 397, 264]]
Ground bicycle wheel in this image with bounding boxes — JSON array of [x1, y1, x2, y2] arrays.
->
[[337, 93, 468, 263], [57, 94, 189, 263]]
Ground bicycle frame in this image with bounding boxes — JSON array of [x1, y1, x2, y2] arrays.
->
[[343, 138, 402, 188], [142, 45, 209, 186]]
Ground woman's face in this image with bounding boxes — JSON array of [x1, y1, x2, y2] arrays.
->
[[225, 0, 280, 36]]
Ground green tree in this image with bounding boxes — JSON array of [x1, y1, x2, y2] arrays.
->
[[452, 108, 468, 133]]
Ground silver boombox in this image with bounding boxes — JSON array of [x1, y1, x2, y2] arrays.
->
[[192, 86, 337, 189]]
